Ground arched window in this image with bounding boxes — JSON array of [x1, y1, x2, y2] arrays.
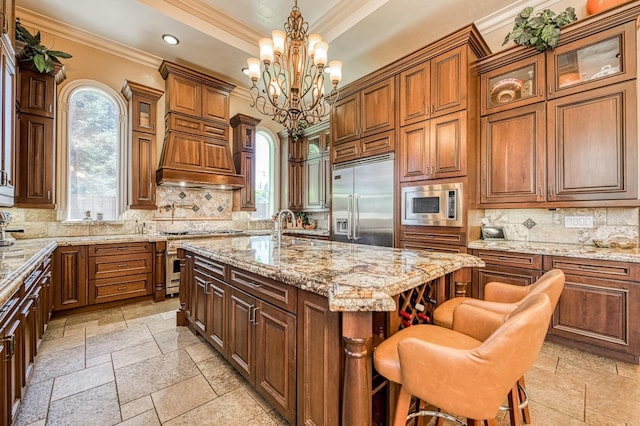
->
[[57, 80, 127, 220], [253, 130, 276, 219]]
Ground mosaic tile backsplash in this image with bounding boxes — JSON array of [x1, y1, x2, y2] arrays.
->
[[481, 207, 639, 246]]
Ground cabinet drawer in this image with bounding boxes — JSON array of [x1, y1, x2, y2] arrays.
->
[[89, 274, 152, 304], [399, 240, 467, 254], [400, 227, 465, 246], [194, 255, 227, 281], [544, 256, 640, 281], [229, 267, 297, 314], [89, 253, 153, 280], [474, 250, 542, 269], [169, 113, 228, 140], [89, 242, 151, 256]]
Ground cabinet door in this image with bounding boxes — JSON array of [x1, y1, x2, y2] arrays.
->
[[288, 137, 305, 162], [191, 272, 209, 334], [131, 96, 156, 133], [321, 154, 330, 209], [361, 77, 395, 137], [206, 278, 228, 357], [399, 120, 429, 182], [15, 113, 54, 207], [19, 297, 35, 387], [4, 312, 22, 423], [360, 130, 394, 159], [331, 92, 360, 145], [481, 103, 546, 204], [547, 22, 636, 100], [18, 68, 55, 118], [233, 152, 255, 210], [202, 84, 229, 123], [0, 334, 6, 426], [53, 246, 88, 311], [303, 156, 322, 210], [331, 140, 359, 164], [0, 43, 15, 206], [228, 287, 255, 383], [168, 75, 201, 117], [130, 132, 156, 209], [181, 251, 194, 321], [547, 81, 637, 201], [400, 61, 430, 126], [430, 111, 467, 179], [287, 161, 304, 211], [254, 301, 296, 425], [431, 45, 467, 116], [475, 266, 542, 300]]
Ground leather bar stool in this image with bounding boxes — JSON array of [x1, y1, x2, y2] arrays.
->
[[432, 269, 565, 425], [374, 293, 553, 426]]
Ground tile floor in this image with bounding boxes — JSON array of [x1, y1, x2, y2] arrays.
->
[[13, 298, 640, 425]]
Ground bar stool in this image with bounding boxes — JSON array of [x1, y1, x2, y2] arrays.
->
[[374, 293, 553, 426], [432, 269, 565, 425]]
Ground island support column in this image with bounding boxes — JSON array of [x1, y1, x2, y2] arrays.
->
[[342, 311, 373, 426]]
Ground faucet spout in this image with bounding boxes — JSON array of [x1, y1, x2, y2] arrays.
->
[[276, 209, 294, 247]]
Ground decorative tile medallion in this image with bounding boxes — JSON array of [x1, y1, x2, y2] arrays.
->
[[523, 218, 537, 229]]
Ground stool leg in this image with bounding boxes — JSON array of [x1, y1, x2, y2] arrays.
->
[[518, 376, 531, 424], [507, 384, 522, 426], [393, 386, 413, 426]]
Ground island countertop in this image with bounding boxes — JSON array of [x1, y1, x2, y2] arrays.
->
[[181, 235, 485, 311]]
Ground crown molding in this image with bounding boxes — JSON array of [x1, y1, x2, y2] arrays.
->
[[312, 0, 392, 42], [475, 0, 566, 34], [231, 86, 252, 102], [16, 7, 163, 69]]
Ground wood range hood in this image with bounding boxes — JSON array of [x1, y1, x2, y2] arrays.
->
[[156, 61, 244, 189]]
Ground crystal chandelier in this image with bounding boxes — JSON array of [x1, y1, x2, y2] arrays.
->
[[245, 0, 342, 138]]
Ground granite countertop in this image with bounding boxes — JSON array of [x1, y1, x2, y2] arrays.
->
[[283, 228, 330, 237], [0, 239, 57, 308], [182, 235, 484, 312], [468, 240, 640, 263]]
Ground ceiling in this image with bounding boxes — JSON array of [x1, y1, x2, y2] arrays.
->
[[15, 0, 524, 88]]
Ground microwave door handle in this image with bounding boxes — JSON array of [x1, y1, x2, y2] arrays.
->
[[347, 194, 353, 241], [353, 194, 360, 241]]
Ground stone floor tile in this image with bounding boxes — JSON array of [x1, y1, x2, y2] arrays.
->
[[197, 351, 245, 395], [42, 326, 64, 341], [86, 325, 153, 359], [163, 387, 275, 425], [51, 362, 115, 401], [25, 420, 46, 426], [153, 298, 180, 314], [37, 331, 85, 354], [87, 353, 112, 368], [85, 320, 128, 338], [584, 369, 640, 425], [617, 360, 640, 379], [117, 409, 160, 426], [64, 308, 124, 327], [46, 317, 66, 330], [585, 407, 630, 425], [153, 327, 201, 354], [184, 342, 216, 363], [243, 382, 275, 413], [120, 395, 154, 421], [121, 303, 159, 320], [146, 316, 179, 335], [47, 382, 121, 426], [268, 409, 291, 426], [160, 310, 178, 320], [151, 374, 216, 422], [525, 364, 586, 421], [13, 379, 52, 426], [115, 349, 200, 404], [532, 350, 559, 373], [112, 340, 162, 369], [29, 345, 85, 384]]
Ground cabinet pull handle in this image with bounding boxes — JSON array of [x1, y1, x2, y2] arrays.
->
[[49, 104, 53, 113], [118, 264, 128, 268], [539, 87, 543, 96], [248, 304, 255, 324], [252, 307, 259, 326], [117, 247, 128, 251], [549, 187, 554, 198], [4, 335, 15, 358], [47, 190, 51, 200], [497, 256, 513, 261], [548, 85, 552, 95], [117, 286, 128, 291], [203, 282, 211, 295], [430, 105, 434, 114], [578, 265, 597, 270]]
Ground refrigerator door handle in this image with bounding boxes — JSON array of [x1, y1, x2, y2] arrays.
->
[[353, 194, 360, 241], [347, 194, 353, 241]]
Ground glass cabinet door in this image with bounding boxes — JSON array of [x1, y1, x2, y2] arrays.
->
[[480, 56, 545, 115], [547, 21, 636, 99]]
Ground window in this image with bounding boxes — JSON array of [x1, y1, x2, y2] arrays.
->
[[57, 80, 127, 221], [252, 131, 276, 219]]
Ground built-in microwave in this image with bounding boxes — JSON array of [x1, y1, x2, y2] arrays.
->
[[401, 182, 463, 227]]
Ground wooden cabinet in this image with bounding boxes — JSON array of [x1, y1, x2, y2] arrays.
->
[[398, 225, 468, 254], [287, 161, 304, 211], [544, 256, 640, 363], [122, 81, 163, 210], [231, 114, 261, 212], [331, 77, 395, 163], [19, 296, 35, 387], [477, 4, 639, 207], [14, 65, 64, 208], [471, 250, 543, 299], [399, 61, 430, 126], [0, 40, 16, 207], [3, 301, 22, 424], [399, 111, 467, 182], [53, 246, 88, 311], [431, 45, 468, 116], [303, 124, 331, 211]]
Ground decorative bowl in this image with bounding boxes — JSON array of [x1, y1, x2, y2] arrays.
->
[[592, 239, 611, 248], [490, 78, 524, 104], [611, 239, 637, 249]]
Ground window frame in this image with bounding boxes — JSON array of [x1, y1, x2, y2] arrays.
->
[[56, 80, 128, 221], [252, 127, 280, 220]]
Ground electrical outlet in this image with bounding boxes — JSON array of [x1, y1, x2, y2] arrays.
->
[[564, 215, 593, 228]]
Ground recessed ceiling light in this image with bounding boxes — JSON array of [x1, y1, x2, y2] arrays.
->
[[241, 67, 249, 76], [162, 34, 179, 45]]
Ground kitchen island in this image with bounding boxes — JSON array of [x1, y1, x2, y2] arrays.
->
[[177, 235, 484, 425]]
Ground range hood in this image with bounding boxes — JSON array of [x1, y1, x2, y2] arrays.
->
[[156, 61, 244, 189]]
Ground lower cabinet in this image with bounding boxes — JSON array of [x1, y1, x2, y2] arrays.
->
[[53, 245, 88, 311], [398, 226, 468, 255], [472, 249, 640, 363]]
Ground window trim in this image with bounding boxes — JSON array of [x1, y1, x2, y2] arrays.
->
[[56, 80, 128, 221]]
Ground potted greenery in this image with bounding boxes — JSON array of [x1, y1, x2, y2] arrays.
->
[[503, 7, 578, 52], [15, 19, 72, 73]]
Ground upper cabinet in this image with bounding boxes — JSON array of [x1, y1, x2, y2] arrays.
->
[[0, 0, 14, 207], [476, 2, 639, 208]]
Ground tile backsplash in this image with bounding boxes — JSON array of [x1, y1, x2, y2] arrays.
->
[[480, 207, 639, 245]]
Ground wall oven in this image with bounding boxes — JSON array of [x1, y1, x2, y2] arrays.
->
[[401, 182, 463, 227]]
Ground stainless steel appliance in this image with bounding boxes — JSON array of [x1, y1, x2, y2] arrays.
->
[[401, 182, 463, 227], [332, 154, 394, 247]]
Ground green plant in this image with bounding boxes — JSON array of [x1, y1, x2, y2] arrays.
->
[[503, 7, 577, 52], [15, 19, 72, 73]]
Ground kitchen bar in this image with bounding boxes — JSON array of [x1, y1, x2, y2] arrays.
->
[[176, 235, 484, 424]]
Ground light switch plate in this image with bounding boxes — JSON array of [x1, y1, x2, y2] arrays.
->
[[564, 215, 593, 228]]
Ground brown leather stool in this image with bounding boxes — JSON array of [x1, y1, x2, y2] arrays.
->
[[374, 294, 553, 426]]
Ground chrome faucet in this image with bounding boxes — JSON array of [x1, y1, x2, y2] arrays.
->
[[275, 209, 294, 247]]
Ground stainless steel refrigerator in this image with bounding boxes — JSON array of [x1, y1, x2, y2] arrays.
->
[[331, 153, 394, 247]]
